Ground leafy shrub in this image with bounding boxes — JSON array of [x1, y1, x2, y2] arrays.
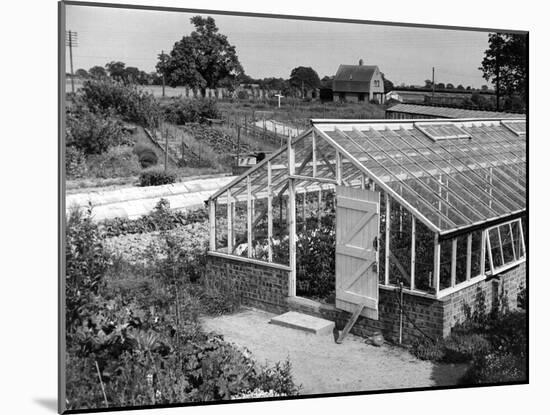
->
[[133, 143, 158, 168], [460, 352, 526, 385], [442, 333, 492, 363], [163, 98, 219, 125], [100, 200, 208, 238], [409, 337, 446, 362], [65, 205, 111, 332], [66, 146, 88, 178], [139, 167, 176, 187], [517, 285, 526, 310], [66, 105, 128, 155], [85, 146, 141, 178], [79, 79, 162, 128]]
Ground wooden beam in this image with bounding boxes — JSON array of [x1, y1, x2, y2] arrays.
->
[[434, 234, 441, 295], [312, 129, 317, 178], [336, 302, 366, 344], [466, 234, 472, 281], [410, 217, 416, 291], [288, 178, 296, 296], [289, 174, 338, 184], [451, 238, 457, 287], [336, 151, 342, 185], [247, 176, 252, 258], [480, 230, 487, 275], [209, 200, 216, 251], [302, 190, 307, 232], [267, 161, 273, 262], [360, 174, 365, 190], [227, 190, 233, 253], [385, 193, 391, 286]]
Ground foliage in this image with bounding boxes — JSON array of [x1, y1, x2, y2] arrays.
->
[[79, 79, 163, 128], [65, 205, 111, 333], [158, 16, 243, 95], [133, 143, 158, 168], [289, 66, 321, 92], [163, 98, 219, 124], [66, 105, 129, 155], [89, 65, 107, 79], [517, 285, 526, 310], [460, 352, 526, 385], [65, 208, 299, 410], [100, 200, 208, 238], [66, 146, 88, 178], [139, 167, 176, 187], [85, 146, 141, 178], [480, 33, 527, 102]]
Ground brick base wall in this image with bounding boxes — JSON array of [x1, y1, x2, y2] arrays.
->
[[205, 254, 290, 314], [205, 254, 526, 344]]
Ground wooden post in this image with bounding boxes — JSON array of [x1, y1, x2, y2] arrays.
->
[[288, 135, 296, 296], [247, 176, 252, 258], [434, 234, 441, 295], [209, 200, 216, 251], [410, 217, 416, 291], [466, 234, 472, 280], [336, 151, 342, 185], [312, 130, 317, 178], [227, 190, 233, 253], [360, 174, 366, 190], [480, 230, 487, 275], [385, 193, 391, 286], [267, 161, 273, 262], [302, 190, 307, 232], [451, 238, 457, 287]]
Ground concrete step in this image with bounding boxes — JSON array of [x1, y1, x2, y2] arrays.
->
[[269, 311, 335, 335]]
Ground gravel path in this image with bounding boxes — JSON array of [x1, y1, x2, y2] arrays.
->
[[201, 308, 468, 395]]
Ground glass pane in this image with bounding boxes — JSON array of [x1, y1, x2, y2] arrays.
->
[[456, 235, 468, 284], [439, 239, 453, 290], [511, 219, 524, 259], [378, 191, 387, 284], [414, 219, 435, 293], [214, 192, 228, 252], [271, 192, 289, 266], [389, 199, 412, 287], [234, 200, 248, 258], [488, 227, 504, 269], [500, 223, 516, 264], [471, 230, 483, 277]]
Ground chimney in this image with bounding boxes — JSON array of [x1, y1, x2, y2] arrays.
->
[[359, 59, 364, 66]]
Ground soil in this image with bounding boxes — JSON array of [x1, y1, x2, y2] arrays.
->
[[201, 308, 469, 395]]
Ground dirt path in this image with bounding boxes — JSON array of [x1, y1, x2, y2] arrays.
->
[[201, 308, 468, 395]]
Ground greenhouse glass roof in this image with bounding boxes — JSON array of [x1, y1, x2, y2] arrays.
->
[[210, 118, 526, 237]]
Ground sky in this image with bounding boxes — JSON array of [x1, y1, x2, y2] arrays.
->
[[65, 4, 495, 88]]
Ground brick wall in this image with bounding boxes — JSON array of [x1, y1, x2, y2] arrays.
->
[[205, 253, 526, 344], [205, 254, 290, 314], [441, 262, 526, 335]]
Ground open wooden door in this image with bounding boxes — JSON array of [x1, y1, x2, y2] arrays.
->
[[335, 186, 380, 320]]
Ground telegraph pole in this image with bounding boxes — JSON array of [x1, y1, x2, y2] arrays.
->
[[161, 50, 166, 98], [66, 30, 78, 94]]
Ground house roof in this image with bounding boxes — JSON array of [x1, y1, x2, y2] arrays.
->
[[386, 103, 526, 119], [333, 64, 379, 93], [210, 117, 526, 238]]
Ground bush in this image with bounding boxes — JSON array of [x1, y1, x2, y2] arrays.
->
[[139, 167, 176, 187], [163, 98, 219, 125], [66, 105, 128, 155], [133, 143, 158, 168], [460, 352, 526, 385], [65, 205, 110, 332], [79, 79, 162, 128], [100, 200, 208, 238], [85, 146, 141, 178], [66, 146, 88, 178]]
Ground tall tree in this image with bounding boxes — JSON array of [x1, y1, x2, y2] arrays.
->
[[158, 16, 243, 96], [89, 66, 107, 79], [480, 33, 527, 109], [381, 73, 394, 92], [289, 66, 320, 97], [105, 61, 126, 82], [75, 68, 88, 78]]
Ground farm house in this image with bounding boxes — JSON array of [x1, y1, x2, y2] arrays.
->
[[204, 117, 527, 344]]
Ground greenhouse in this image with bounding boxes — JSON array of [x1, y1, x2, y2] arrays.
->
[[205, 117, 527, 343]]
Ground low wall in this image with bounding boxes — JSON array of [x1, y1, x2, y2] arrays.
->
[[205, 253, 526, 344]]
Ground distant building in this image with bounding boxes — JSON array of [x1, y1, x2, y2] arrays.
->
[[332, 60, 385, 104]]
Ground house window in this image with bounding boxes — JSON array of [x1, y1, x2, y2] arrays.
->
[[374, 80, 380, 87], [485, 218, 526, 275]]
